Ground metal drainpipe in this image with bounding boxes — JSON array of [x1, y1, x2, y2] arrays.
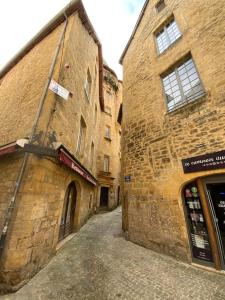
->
[[0, 13, 68, 257]]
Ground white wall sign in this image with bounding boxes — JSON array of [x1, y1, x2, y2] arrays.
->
[[49, 79, 70, 100]]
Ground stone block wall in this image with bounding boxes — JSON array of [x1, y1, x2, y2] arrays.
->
[[0, 11, 102, 292], [0, 154, 24, 233], [121, 0, 225, 261], [0, 23, 64, 145], [0, 154, 96, 291], [46, 13, 101, 177]]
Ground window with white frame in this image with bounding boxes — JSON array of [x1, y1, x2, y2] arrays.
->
[[105, 126, 111, 139], [77, 117, 86, 154], [103, 155, 110, 172], [156, 19, 181, 54], [162, 57, 205, 111], [84, 68, 92, 101]]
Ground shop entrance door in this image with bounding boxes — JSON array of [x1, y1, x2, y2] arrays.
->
[[206, 183, 225, 269], [59, 182, 77, 241]]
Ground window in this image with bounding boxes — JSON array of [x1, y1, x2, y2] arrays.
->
[[155, 0, 165, 13], [94, 105, 97, 125], [103, 155, 110, 172], [90, 142, 94, 169], [156, 19, 181, 54], [105, 106, 111, 115], [84, 68, 92, 101], [77, 117, 86, 154], [162, 57, 205, 111], [105, 126, 111, 139]]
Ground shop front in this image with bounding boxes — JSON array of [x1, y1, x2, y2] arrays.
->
[[182, 151, 225, 271]]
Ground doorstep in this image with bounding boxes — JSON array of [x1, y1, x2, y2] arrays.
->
[[191, 262, 225, 276]]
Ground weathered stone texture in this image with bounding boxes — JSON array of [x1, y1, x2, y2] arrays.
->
[[96, 67, 122, 210], [0, 12, 102, 291], [121, 0, 225, 261], [0, 24, 64, 145]]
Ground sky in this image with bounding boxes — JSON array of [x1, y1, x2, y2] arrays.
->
[[0, 0, 145, 79]]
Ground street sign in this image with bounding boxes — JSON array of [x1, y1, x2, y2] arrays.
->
[[49, 79, 70, 100]]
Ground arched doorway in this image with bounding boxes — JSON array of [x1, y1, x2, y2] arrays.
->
[[59, 182, 77, 241], [182, 176, 225, 270]]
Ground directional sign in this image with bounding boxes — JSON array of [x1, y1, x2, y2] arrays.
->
[[49, 79, 70, 100]]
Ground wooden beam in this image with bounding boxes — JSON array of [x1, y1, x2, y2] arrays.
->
[[196, 178, 221, 270]]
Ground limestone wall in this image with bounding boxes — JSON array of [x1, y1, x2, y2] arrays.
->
[[1, 155, 95, 290], [121, 0, 225, 261]]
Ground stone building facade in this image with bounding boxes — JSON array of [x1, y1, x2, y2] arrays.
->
[[120, 0, 225, 272], [96, 65, 122, 211], [0, 0, 120, 292]]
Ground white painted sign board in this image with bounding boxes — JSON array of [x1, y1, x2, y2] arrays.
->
[[49, 79, 70, 100]]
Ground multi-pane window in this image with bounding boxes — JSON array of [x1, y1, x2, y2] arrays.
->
[[156, 19, 181, 54], [84, 68, 92, 101], [77, 117, 86, 154], [105, 126, 111, 139], [103, 155, 110, 172], [155, 0, 165, 13], [162, 57, 205, 111]]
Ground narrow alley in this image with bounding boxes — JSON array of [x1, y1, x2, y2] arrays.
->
[[2, 208, 225, 300]]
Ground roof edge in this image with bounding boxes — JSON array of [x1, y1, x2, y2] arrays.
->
[[0, 0, 101, 79], [103, 64, 118, 80], [119, 0, 150, 65]]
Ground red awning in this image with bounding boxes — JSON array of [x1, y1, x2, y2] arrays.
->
[[59, 149, 97, 186], [0, 143, 18, 157]]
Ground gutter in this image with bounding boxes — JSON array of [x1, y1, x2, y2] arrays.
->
[[119, 0, 149, 64], [0, 16, 69, 257]]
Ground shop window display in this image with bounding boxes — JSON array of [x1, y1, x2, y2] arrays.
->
[[183, 182, 213, 263]]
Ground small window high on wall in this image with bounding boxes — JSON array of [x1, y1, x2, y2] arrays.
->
[[103, 155, 110, 172], [84, 68, 92, 101], [77, 117, 86, 154]]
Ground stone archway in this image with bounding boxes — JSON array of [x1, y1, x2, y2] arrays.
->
[[58, 182, 77, 241]]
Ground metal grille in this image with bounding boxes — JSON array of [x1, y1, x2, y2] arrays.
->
[[156, 19, 181, 54], [162, 58, 205, 111]]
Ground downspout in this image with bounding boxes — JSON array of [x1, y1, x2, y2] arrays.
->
[[98, 44, 104, 111], [0, 13, 68, 257]]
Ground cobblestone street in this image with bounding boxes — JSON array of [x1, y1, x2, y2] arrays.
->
[[2, 207, 225, 300]]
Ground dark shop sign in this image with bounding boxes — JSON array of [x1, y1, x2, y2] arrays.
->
[[182, 150, 225, 173]]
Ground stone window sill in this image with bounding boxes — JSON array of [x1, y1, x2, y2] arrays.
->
[[165, 93, 207, 115]]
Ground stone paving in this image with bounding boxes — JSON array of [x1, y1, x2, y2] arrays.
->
[[2, 207, 225, 300]]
